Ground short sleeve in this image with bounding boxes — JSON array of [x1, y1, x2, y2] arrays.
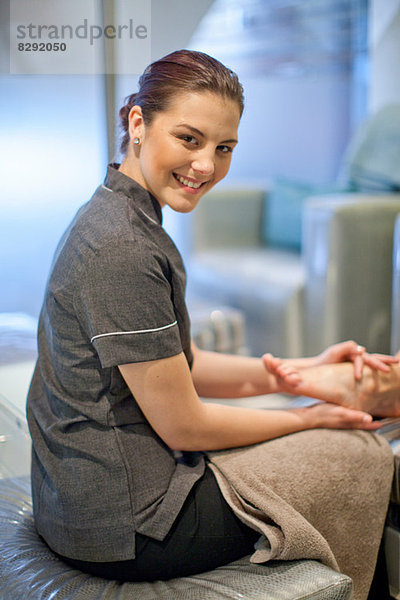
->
[[74, 238, 183, 368]]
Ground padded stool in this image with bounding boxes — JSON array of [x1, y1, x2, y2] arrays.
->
[[0, 476, 353, 600]]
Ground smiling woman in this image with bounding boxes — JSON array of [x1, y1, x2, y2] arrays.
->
[[26, 49, 397, 596], [118, 91, 240, 213], [117, 50, 242, 213]]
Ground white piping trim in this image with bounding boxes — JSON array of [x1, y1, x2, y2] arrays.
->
[[101, 184, 113, 192], [137, 206, 159, 226], [91, 320, 178, 343]]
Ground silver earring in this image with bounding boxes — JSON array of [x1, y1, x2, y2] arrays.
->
[[133, 137, 141, 145]]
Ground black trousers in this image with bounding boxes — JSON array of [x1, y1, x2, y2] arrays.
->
[[56, 467, 391, 595], [56, 467, 260, 582]]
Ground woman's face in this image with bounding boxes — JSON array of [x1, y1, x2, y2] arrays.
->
[[125, 91, 241, 213]]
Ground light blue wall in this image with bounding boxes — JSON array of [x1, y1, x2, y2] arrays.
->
[[224, 73, 351, 187], [0, 75, 107, 317], [188, 0, 368, 188]]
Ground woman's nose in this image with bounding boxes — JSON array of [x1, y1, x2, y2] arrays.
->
[[191, 151, 215, 177]]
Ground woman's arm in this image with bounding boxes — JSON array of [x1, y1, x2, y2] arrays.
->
[[190, 342, 281, 398], [119, 352, 378, 452]]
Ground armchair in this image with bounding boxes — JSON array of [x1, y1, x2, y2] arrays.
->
[[186, 188, 306, 357]]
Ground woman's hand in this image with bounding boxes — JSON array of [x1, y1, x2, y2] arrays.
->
[[263, 342, 398, 390], [294, 402, 381, 431], [315, 340, 398, 380]]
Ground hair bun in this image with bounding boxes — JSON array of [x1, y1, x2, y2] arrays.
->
[[119, 93, 137, 122]]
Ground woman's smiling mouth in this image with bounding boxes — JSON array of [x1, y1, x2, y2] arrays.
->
[[173, 173, 207, 190]]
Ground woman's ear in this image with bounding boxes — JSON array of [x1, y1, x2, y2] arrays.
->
[[128, 105, 144, 144]]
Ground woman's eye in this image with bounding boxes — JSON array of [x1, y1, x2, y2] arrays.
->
[[218, 145, 233, 154], [180, 135, 197, 145]]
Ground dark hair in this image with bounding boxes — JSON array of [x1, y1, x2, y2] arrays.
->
[[119, 49, 244, 154]]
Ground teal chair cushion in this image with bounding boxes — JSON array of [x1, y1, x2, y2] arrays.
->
[[263, 178, 343, 250]]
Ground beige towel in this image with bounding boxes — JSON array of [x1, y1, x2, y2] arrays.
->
[[208, 429, 394, 600]]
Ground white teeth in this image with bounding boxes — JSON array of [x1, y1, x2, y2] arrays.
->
[[175, 174, 202, 189]]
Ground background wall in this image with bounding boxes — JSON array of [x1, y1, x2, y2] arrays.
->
[[189, 0, 369, 187], [219, 74, 351, 186], [369, 0, 400, 111], [0, 75, 107, 317]]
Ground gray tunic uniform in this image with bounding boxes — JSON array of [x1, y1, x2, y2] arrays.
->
[[26, 164, 205, 562]]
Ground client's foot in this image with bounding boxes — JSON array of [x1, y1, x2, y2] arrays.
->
[[283, 358, 400, 418]]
